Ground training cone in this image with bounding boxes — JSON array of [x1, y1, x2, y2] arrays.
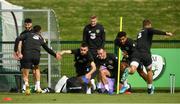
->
[[125, 91, 131, 95], [3, 97, 12, 101]]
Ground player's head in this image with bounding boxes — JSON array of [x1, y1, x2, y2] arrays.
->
[[80, 42, 89, 55], [97, 48, 107, 59], [33, 25, 41, 34], [90, 15, 97, 27], [116, 31, 127, 45], [143, 19, 152, 28], [24, 18, 32, 30]]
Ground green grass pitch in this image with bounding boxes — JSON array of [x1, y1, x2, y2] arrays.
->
[[0, 92, 180, 103]]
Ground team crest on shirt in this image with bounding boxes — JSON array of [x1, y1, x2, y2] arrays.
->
[[96, 29, 100, 34], [33, 35, 40, 40], [107, 65, 114, 70], [143, 54, 166, 80], [125, 47, 129, 50]]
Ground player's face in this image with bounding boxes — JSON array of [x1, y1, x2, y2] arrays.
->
[[80, 47, 88, 55], [91, 18, 97, 27], [24, 22, 32, 30], [97, 49, 106, 59], [145, 24, 152, 28], [119, 36, 127, 45]]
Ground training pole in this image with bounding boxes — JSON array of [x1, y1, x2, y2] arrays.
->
[[116, 17, 122, 94]]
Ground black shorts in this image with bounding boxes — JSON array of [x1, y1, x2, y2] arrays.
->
[[75, 66, 90, 77], [21, 51, 40, 69], [131, 50, 152, 68], [122, 57, 143, 70]]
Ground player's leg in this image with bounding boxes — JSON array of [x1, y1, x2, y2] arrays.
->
[[142, 53, 154, 94], [22, 68, 29, 87], [120, 60, 139, 93], [146, 66, 154, 94], [137, 64, 147, 82], [33, 65, 42, 92], [21, 55, 32, 95], [32, 53, 42, 93], [99, 66, 111, 92], [32, 69, 36, 88], [22, 68, 31, 95], [119, 61, 130, 93]]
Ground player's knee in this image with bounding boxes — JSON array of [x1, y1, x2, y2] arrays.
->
[[33, 65, 39, 70]]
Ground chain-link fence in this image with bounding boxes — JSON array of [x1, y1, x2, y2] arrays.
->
[[0, 9, 60, 91]]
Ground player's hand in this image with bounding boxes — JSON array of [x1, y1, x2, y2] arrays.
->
[[13, 52, 19, 60], [55, 52, 61, 60], [166, 32, 173, 36], [122, 51, 128, 58], [13, 52, 22, 60], [18, 52, 23, 59]]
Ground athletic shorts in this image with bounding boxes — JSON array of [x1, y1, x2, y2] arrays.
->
[[20, 51, 40, 69], [131, 50, 152, 68], [122, 57, 143, 70], [75, 66, 91, 77]]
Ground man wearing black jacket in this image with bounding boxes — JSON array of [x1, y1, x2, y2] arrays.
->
[[83, 15, 105, 58], [15, 25, 61, 95], [120, 19, 173, 94], [13, 18, 35, 92]]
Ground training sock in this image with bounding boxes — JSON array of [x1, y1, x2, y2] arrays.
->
[[148, 84, 152, 89], [36, 81, 41, 90], [22, 84, 26, 90], [104, 84, 109, 91], [97, 82, 102, 89]]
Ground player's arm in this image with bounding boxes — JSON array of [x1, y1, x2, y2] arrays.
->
[[13, 34, 26, 60], [150, 28, 173, 36], [114, 38, 119, 56], [129, 39, 136, 52], [82, 26, 88, 43], [41, 43, 56, 57], [101, 26, 106, 48], [97, 25, 106, 48], [60, 50, 72, 55], [14, 36, 21, 52], [86, 61, 96, 80]]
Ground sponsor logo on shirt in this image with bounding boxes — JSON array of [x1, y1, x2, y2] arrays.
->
[[33, 35, 40, 40]]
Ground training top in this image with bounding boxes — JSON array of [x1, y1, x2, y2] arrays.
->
[[18, 31, 56, 57], [83, 23, 105, 50], [136, 28, 166, 53], [96, 53, 118, 77], [14, 29, 32, 52], [114, 38, 136, 58], [71, 49, 94, 69]]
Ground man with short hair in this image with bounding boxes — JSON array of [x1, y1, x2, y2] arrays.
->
[[120, 19, 173, 94], [16, 25, 61, 95], [83, 15, 105, 58], [96, 48, 118, 94], [60, 43, 96, 94], [13, 18, 36, 92], [60, 43, 96, 80], [114, 31, 147, 93]]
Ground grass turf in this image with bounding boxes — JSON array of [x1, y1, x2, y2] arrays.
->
[[6, 0, 180, 41], [0, 92, 180, 103]]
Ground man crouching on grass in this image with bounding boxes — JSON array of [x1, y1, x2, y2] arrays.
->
[[96, 48, 118, 94], [59, 43, 96, 94]]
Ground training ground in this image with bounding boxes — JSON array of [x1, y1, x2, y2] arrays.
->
[[0, 92, 180, 103]]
